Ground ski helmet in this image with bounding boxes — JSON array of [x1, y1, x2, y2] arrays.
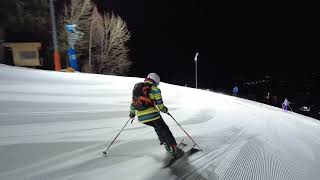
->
[[147, 73, 160, 85]]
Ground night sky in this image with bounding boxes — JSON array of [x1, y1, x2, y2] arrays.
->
[[96, 0, 318, 93]]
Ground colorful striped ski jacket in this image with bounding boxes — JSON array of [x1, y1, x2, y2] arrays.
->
[[130, 79, 167, 123]]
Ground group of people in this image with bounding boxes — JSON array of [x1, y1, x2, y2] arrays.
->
[[232, 85, 291, 111]]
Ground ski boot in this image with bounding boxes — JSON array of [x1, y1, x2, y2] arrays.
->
[[164, 142, 172, 153], [168, 144, 184, 159], [163, 143, 184, 158]]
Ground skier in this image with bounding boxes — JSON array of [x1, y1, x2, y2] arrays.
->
[[129, 73, 184, 159], [282, 98, 289, 111], [232, 85, 239, 96]]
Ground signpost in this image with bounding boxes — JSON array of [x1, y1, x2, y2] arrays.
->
[[65, 24, 83, 71]]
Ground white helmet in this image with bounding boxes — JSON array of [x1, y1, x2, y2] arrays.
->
[[147, 73, 160, 85]]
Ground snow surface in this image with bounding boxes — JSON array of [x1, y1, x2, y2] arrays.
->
[[1, 64, 320, 180]]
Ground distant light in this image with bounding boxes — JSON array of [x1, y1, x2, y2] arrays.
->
[[300, 106, 311, 112], [194, 52, 199, 62]]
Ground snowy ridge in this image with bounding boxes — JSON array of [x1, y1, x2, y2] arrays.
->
[[0, 64, 320, 180]]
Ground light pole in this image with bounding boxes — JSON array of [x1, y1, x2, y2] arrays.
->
[[194, 52, 199, 89], [49, 0, 61, 71]]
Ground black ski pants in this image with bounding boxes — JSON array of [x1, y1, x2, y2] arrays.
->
[[144, 117, 177, 146]]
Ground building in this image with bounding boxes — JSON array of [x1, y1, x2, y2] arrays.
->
[[3, 42, 42, 67]]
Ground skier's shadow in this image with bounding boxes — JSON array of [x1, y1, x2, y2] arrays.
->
[[168, 149, 217, 180]]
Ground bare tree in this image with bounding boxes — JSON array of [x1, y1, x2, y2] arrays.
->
[[58, 1, 131, 74], [91, 11, 131, 75], [87, 6, 100, 73], [58, 0, 93, 59]]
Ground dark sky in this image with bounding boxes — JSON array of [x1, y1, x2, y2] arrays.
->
[[95, 0, 318, 91], [2, 0, 318, 92]]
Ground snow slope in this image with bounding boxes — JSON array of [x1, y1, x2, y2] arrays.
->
[[0, 64, 320, 180]]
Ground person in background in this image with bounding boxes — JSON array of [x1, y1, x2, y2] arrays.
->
[[282, 98, 289, 111], [232, 85, 239, 96]]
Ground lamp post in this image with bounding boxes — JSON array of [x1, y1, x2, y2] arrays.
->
[[194, 52, 199, 89], [49, 0, 61, 71]]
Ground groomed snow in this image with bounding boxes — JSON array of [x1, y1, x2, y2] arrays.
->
[[1, 64, 320, 180]]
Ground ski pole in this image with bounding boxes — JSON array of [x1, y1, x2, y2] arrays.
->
[[103, 118, 133, 155], [166, 112, 202, 151]]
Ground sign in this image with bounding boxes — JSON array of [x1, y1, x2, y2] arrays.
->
[[65, 24, 83, 71], [67, 48, 79, 71]]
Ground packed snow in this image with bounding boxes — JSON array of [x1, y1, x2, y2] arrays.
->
[[0, 64, 320, 180]]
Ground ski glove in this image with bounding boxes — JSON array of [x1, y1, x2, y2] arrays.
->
[[161, 106, 168, 113], [129, 112, 135, 118]]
